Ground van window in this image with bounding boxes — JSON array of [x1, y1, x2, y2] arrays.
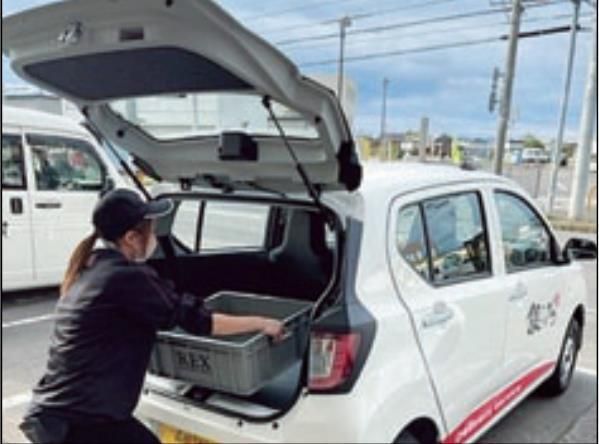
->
[[494, 192, 553, 272], [2, 135, 26, 190], [201, 202, 269, 251], [26, 135, 105, 191], [395, 205, 430, 280], [423, 192, 491, 284]]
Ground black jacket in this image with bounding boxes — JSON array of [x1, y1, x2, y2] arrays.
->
[[20, 249, 212, 440]]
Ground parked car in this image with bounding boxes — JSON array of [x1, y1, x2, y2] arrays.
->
[[3, 1, 596, 443], [1, 106, 126, 291], [521, 148, 551, 164]]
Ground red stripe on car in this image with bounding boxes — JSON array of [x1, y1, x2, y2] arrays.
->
[[442, 362, 555, 444]]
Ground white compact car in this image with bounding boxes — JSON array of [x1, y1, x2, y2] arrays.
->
[[3, 1, 596, 443], [2, 106, 126, 291]]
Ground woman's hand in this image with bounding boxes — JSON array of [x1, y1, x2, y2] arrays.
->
[[257, 317, 285, 341], [212, 314, 285, 341]]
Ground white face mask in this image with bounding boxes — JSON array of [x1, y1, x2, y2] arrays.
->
[[133, 233, 157, 263], [143, 234, 158, 261]]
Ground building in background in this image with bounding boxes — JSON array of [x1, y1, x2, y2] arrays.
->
[[2, 86, 82, 121], [458, 137, 494, 159], [3, 74, 357, 136], [433, 134, 453, 157]]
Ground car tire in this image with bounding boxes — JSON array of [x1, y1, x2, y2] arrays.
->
[[393, 431, 420, 444], [540, 318, 580, 397]]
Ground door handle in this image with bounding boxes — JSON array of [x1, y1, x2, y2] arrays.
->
[[35, 201, 62, 210], [422, 304, 454, 329], [10, 197, 24, 215], [509, 283, 528, 302], [2, 221, 7, 237]]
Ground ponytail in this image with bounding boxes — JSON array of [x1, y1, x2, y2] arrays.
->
[[60, 231, 99, 297]]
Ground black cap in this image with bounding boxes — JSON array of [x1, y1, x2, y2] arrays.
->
[[92, 189, 173, 241]]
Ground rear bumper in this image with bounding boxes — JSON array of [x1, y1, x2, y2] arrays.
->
[[136, 389, 368, 443]]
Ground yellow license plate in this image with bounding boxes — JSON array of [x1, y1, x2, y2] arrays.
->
[[159, 424, 217, 444]]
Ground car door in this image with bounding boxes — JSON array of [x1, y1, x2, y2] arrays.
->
[[492, 189, 570, 382], [389, 185, 508, 443], [26, 132, 108, 286], [1, 130, 35, 290]]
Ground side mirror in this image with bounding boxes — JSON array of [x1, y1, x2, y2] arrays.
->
[[564, 238, 598, 261]]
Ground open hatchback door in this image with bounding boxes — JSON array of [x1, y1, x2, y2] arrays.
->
[[2, 0, 362, 195]]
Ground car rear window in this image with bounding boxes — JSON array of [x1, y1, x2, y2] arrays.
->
[[109, 92, 319, 141]]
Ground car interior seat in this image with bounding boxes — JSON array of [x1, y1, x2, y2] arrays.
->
[[268, 209, 333, 300]]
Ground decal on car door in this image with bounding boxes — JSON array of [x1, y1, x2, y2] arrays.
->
[[527, 293, 561, 336]]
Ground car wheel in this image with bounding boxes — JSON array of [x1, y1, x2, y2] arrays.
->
[[393, 431, 420, 444], [540, 318, 580, 396]]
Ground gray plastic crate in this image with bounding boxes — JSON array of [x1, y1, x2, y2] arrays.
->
[[148, 292, 312, 396]]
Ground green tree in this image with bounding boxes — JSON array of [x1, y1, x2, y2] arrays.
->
[[523, 134, 546, 150]]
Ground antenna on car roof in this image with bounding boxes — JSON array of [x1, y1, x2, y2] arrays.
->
[[261, 96, 327, 216]]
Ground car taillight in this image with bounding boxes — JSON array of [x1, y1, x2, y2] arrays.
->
[[309, 332, 361, 391]]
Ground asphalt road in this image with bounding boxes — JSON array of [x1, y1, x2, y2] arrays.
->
[[2, 232, 596, 443]]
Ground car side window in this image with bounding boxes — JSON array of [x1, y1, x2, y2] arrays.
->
[[494, 192, 553, 272], [27, 134, 105, 192], [201, 202, 269, 251], [171, 200, 202, 251], [395, 205, 430, 280], [2, 134, 26, 190], [423, 192, 491, 284]]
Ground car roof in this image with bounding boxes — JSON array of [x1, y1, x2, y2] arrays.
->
[[1, 106, 87, 136], [358, 161, 510, 197]]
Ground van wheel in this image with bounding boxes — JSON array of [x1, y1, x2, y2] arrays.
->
[[393, 431, 419, 444], [540, 319, 580, 396]]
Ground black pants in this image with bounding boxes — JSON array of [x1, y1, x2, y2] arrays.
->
[[65, 418, 160, 444], [22, 416, 159, 444]]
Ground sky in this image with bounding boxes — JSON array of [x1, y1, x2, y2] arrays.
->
[[2, 0, 597, 141]]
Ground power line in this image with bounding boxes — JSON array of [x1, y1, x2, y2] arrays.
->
[[284, 11, 590, 52], [275, 0, 571, 46], [299, 25, 583, 67], [241, 0, 364, 22], [257, 0, 459, 36], [300, 37, 500, 67], [277, 8, 511, 46]]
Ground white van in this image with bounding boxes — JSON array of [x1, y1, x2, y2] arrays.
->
[[2, 106, 126, 292]]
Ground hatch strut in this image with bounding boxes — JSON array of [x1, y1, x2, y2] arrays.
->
[[262, 96, 325, 213], [82, 116, 151, 200]]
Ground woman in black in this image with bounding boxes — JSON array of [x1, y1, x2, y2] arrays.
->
[[20, 189, 283, 444]]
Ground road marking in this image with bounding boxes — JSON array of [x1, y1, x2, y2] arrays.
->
[[2, 314, 55, 329], [2, 392, 31, 411], [577, 367, 598, 377]]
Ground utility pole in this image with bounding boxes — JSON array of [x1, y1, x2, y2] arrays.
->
[[547, 0, 581, 214], [380, 78, 389, 140], [337, 16, 352, 106], [569, 9, 597, 220], [493, 0, 524, 175], [419, 117, 430, 162], [380, 78, 390, 161]]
